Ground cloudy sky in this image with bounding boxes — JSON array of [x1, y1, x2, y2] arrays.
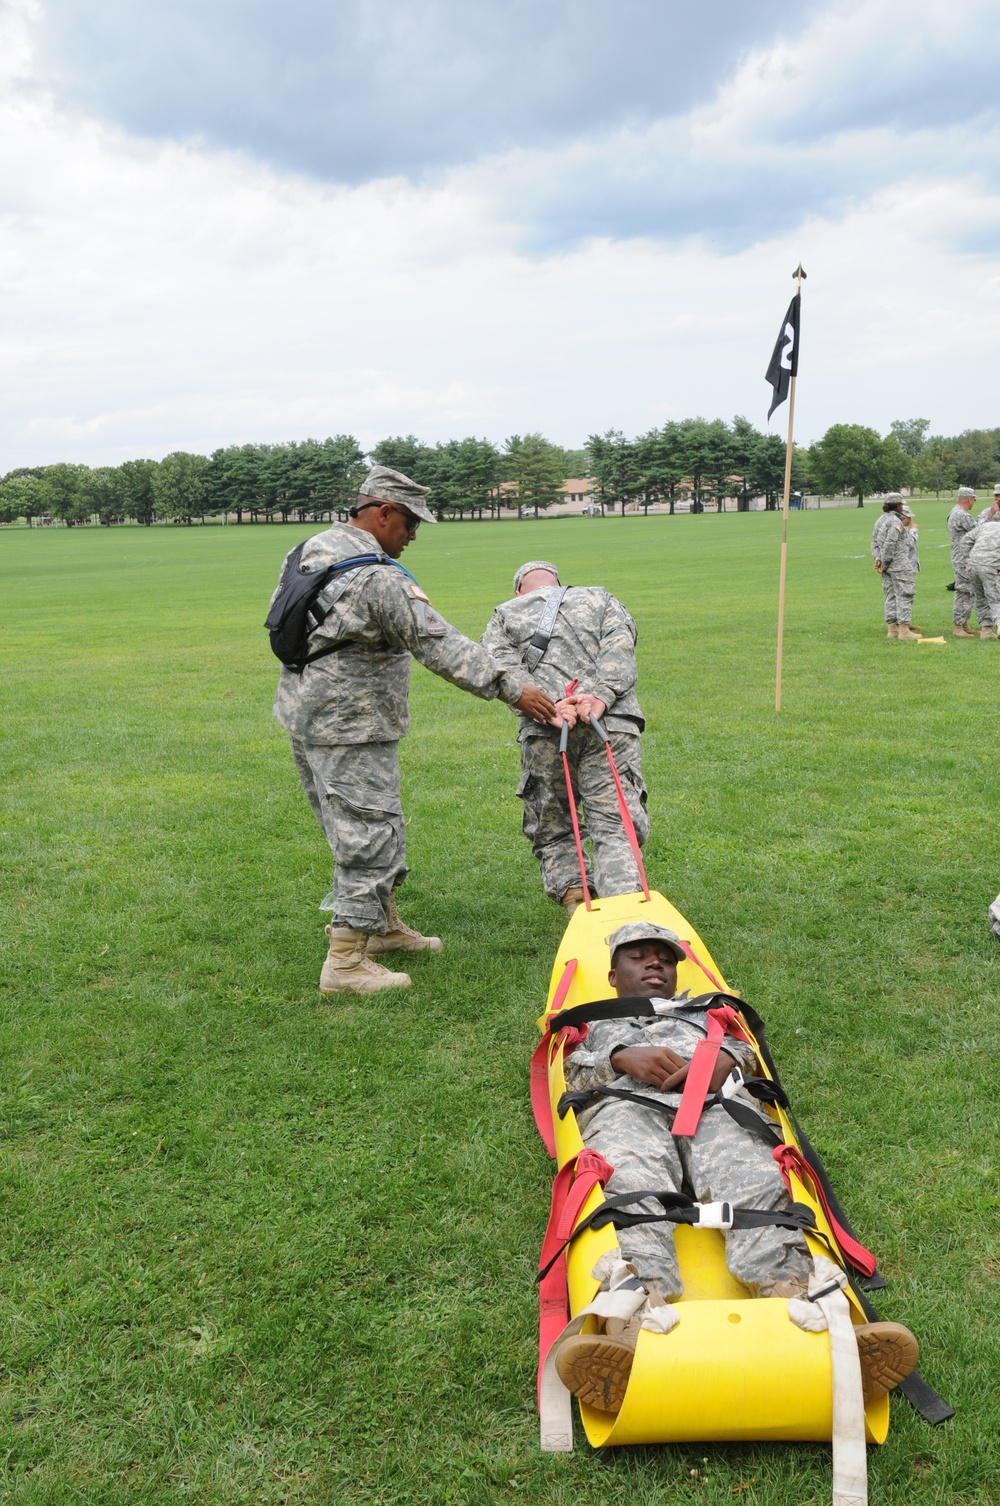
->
[[1, 0, 999, 468]]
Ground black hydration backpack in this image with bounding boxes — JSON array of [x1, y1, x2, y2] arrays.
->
[[264, 542, 386, 673]]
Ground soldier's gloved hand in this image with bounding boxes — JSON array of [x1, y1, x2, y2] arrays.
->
[[553, 698, 579, 728], [570, 693, 607, 723], [611, 1045, 737, 1094], [515, 684, 559, 724]]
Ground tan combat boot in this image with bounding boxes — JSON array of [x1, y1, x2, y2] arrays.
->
[[320, 925, 411, 994], [885, 622, 898, 639], [555, 1314, 641, 1414], [896, 623, 921, 640], [366, 895, 443, 955], [953, 624, 977, 637], [561, 886, 586, 916], [981, 625, 1000, 640], [855, 1322, 919, 1405]]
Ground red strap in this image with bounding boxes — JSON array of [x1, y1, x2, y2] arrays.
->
[[601, 741, 651, 901], [671, 1005, 753, 1138], [530, 1036, 558, 1158], [537, 1149, 614, 1404], [561, 748, 592, 911], [531, 960, 580, 1157], [678, 938, 727, 993], [773, 1144, 877, 1278]]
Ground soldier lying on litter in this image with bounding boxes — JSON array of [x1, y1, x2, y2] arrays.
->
[[553, 921, 919, 1414], [480, 561, 648, 913]]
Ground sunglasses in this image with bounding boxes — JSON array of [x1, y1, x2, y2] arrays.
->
[[387, 505, 420, 535]]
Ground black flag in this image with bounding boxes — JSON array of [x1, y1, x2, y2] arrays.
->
[[765, 293, 800, 418]]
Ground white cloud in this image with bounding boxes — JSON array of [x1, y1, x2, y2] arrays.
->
[[30, 0, 807, 182], [1, 0, 999, 468]]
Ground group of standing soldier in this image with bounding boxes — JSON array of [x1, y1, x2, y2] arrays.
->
[[871, 483, 1000, 640], [269, 467, 648, 996]]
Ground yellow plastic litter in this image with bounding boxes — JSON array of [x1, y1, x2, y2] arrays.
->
[[917, 637, 946, 644], [537, 889, 890, 1448]]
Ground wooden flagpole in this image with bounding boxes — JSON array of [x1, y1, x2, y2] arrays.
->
[[774, 264, 805, 713]]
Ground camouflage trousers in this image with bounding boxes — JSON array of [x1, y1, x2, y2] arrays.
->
[[951, 566, 986, 627], [517, 727, 649, 904], [969, 563, 1000, 628], [579, 1095, 810, 1299], [881, 568, 916, 624], [289, 736, 407, 934]]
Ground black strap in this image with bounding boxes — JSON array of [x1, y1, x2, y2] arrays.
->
[[536, 1189, 818, 1282], [547, 992, 743, 1036], [846, 1278, 954, 1424], [298, 639, 353, 670], [558, 1081, 783, 1150], [558, 1085, 678, 1124], [522, 585, 568, 673]]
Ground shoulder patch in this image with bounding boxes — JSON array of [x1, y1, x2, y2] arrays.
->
[[409, 582, 430, 602]]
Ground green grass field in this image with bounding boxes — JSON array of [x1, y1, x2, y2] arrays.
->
[[1, 505, 999, 1505]]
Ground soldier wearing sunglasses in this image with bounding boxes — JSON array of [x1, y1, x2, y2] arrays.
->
[[271, 466, 557, 994]]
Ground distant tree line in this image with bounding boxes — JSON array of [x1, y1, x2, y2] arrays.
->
[[589, 417, 1000, 511], [1, 416, 998, 525], [585, 416, 787, 513], [0, 433, 585, 526]]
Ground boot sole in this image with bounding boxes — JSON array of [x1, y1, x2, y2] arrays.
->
[[856, 1323, 919, 1405], [555, 1336, 636, 1413], [366, 937, 443, 955], [319, 973, 412, 994]]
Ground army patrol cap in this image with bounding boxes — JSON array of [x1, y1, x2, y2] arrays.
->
[[358, 465, 437, 525], [958, 486, 977, 499], [513, 559, 561, 594], [994, 482, 1000, 496], [606, 921, 686, 964], [901, 503, 914, 518]]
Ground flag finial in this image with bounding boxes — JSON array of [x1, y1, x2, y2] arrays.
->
[[793, 263, 806, 282]]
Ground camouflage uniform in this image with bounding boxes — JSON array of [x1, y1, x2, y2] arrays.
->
[[273, 521, 526, 932], [480, 584, 648, 902], [954, 520, 990, 626], [877, 513, 917, 625], [968, 520, 1000, 629], [870, 512, 895, 567], [564, 995, 810, 1298], [947, 504, 979, 626]]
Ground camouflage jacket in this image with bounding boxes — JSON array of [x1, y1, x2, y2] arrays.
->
[[947, 505, 977, 567], [479, 585, 643, 740], [870, 513, 895, 563], [969, 519, 1000, 572], [271, 523, 526, 745], [878, 516, 917, 573], [564, 993, 762, 1127], [954, 518, 983, 566]]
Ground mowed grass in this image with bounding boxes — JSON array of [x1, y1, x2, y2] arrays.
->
[[1, 506, 998, 1506]]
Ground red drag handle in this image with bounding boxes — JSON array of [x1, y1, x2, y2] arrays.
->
[[559, 710, 591, 911], [589, 715, 650, 901]]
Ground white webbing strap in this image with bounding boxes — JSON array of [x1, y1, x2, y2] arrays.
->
[[789, 1255, 868, 1506], [539, 1256, 649, 1453], [540, 1257, 681, 1451]]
